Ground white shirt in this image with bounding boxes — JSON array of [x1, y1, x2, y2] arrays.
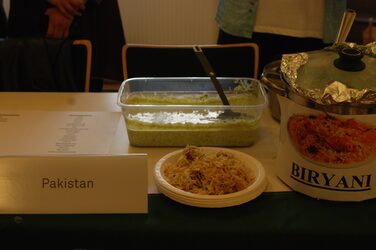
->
[[254, 0, 325, 39]]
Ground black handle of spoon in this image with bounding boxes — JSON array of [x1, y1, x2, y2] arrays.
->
[[193, 45, 230, 106]]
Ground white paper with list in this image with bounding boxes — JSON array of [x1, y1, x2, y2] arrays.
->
[[0, 111, 121, 155]]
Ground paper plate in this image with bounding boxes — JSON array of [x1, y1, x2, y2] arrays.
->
[[154, 147, 267, 208]]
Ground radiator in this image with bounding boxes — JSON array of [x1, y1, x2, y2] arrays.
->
[[118, 0, 218, 45]]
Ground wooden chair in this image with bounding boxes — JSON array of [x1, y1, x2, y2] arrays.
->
[[122, 43, 259, 80], [72, 39, 92, 92]]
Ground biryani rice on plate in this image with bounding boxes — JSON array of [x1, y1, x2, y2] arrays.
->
[[162, 146, 255, 195]]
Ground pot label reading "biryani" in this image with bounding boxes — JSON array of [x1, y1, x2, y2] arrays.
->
[[290, 162, 372, 192], [277, 96, 376, 201]]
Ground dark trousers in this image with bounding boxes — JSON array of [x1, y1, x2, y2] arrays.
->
[[0, 4, 6, 38], [218, 29, 327, 76]]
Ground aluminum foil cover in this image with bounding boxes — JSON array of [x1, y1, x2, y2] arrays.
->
[[280, 42, 376, 105]]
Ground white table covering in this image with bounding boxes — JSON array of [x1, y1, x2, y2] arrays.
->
[[0, 92, 291, 194]]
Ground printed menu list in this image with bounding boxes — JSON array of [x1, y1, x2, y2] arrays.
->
[[0, 111, 121, 155]]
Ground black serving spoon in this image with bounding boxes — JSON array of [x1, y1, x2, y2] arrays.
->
[[193, 45, 241, 118]]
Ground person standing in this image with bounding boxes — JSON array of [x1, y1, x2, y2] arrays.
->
[[7, 0, 125, 84], [215, 0, 347, 75], [7, 0, 98, 39]]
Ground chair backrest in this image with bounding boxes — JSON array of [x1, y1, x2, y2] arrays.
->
[[122, 43, 259, 80], [0, 38, 92, 92], [72, 39, 92, 92]]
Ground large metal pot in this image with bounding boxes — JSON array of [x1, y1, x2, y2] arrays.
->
[[260, 60, 285, 121], [261, 43, 376, 121], [266, 43, 376, 201]]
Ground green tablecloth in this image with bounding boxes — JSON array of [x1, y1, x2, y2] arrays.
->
[[1, 192, 375, 249]]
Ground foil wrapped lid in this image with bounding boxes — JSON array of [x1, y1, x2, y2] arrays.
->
[[281, 42, 376, 105]]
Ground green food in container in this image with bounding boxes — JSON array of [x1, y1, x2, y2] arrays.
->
[[117, 77, 267, 147]]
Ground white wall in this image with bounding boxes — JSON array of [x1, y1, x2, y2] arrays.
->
[[117, 0, 219, 45]]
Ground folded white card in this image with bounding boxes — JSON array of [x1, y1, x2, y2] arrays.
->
[[0, 155, 148, 214]]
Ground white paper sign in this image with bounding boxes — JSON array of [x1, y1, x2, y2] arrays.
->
[[0, 155, 148, 214], [0, 111, 121, 155]]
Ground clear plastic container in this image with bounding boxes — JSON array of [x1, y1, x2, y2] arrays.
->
[[117, 77, 267, 147]]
